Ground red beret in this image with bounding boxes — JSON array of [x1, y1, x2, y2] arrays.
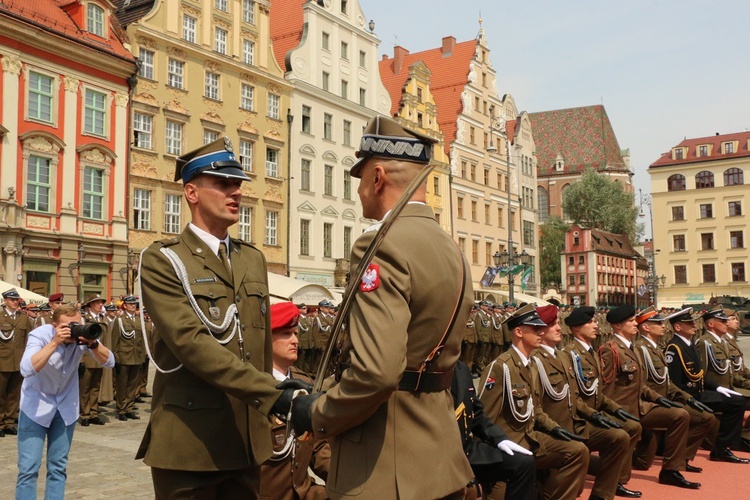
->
[[270, 302, 299, 331], [49, 293, 64, 302], [536, 305, 559, 326]]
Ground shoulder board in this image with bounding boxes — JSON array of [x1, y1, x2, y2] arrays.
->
[[156, 237, 180, 247], [232, 237, 259, 250]]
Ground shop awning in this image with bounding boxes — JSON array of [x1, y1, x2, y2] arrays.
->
[[0, 280, 48, 305]]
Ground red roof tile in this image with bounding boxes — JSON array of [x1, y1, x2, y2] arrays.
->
[[529, 105, 627, 177], [506, 119, 517, 145], [379, 39, 477, 156], [112, 0, 155, 27], [0, 0, 134, 62], [649, 130, 750, 168], [269, 0, 306, 72]]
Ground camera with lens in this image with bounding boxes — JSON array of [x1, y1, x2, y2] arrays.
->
[[69, 322, 104, 341]]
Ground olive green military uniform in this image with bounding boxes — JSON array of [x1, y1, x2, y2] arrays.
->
[[311, 310, 333, 374], [137, 315, 154, 397], [0, 307, 32, 430], [473, 308, 492, 372], [697, 330, 735, 389], [489, 310, 505, 361], [295, 313, 314, 374], [461, 310, 477, 371], [79, 309, 108, 422], [136, 227, 282, 493], [111, 309, 146, 417]]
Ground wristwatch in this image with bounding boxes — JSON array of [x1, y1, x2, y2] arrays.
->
[[89, 340, 100, 350]]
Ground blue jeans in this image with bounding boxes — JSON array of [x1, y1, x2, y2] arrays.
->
[[16, 410, 76, 500]]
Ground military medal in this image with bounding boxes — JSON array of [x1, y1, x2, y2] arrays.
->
[[209, 307, 221, 321], [360, 263, 380, 292]]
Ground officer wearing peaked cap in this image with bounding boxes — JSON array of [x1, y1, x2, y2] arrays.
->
[[1, 289, 33, 436], [111, 295, 145, 421], [79, 294, 109, 426], [135, 137, 306, 497], [288, 116, 475, 499]]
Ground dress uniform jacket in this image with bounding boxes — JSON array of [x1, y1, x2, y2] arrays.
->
[[260, 367, 329, 500], [297, 315, 313, 351], [312, 313, 333, 350], [111, 313, 146, 366], [725, 334, 750, 392], [136, 226, 279, 471], [475, 310, 492, 345], [461, 312, 477, 369], [310, 204, 474, 500], [697, 331, 735, 389], [81, 311, 108, 369], [0, 308, 32, 426], [563, 341, 625, 416]]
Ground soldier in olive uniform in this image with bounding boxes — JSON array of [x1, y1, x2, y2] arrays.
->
[[111, 296, 145, 421], [489, 304, 505, 360], [461, 305, 478, 371], [311, 300, 334, 375], [721, 308, 750, 441], [473, 301, 492, 373], [599, 305, 699, 490], [294, 304, 312, 373], [0, 289, 33, 436], [135, 138, 302, 497], [479, 305, 589, 500], [632, 306, 717, 473], [79, 294, 108, 426], [99, 302, 117, 404], [260, 302, 329, 500], [289, 117, 474, 499]]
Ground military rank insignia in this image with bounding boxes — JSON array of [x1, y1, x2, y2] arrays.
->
[[665, 353, 674, 364], [360, 264, 380, 292]]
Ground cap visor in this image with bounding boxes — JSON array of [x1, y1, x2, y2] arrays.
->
[[201, 168, 252, 182]]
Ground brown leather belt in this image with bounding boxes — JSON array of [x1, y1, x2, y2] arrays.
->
[[398, 368, 454, 393]]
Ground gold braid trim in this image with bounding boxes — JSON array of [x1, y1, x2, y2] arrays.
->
[[669, 344, 704, 382]]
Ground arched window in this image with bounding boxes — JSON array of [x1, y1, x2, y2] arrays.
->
[[667, 174, 686, 192], [695, 171, 714, 189], [724, 167, 744, 186], [87, 3, 105, 37], [538, 187, 549, 223]]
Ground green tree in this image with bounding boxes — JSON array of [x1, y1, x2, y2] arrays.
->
[[539, 216, 569, 288], [561, 168, 640, 242]]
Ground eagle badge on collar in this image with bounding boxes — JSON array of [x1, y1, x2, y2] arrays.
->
[[360, 264, 380, 292]]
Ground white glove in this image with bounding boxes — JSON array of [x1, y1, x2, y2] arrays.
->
[[717, 386, 742, 397], [497, 439, 533, 456]]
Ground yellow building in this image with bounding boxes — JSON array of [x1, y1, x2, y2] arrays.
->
[[649, 131, 750, 307], [115, 0, 292, 275], [379, 54, 451, 234]]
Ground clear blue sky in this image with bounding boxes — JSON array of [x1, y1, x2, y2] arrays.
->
[[362, 0, 750, 207]]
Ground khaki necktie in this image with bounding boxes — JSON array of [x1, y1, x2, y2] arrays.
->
[[218, 242, 232, 276]]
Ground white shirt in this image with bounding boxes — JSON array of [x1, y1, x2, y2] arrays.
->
[[706, 330, 723, 345], [575, 338, 593, 352], [642, 336, 658, 349], [272, 368, 290, 382], [539, 344, 556, 357], [614, 334, 632, 349], [674, 333, 693, 346], [189, 223, 231, 261], [511, 344, 530, 367]]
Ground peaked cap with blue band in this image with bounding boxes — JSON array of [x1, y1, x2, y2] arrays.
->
[[174, 137, 251, 183], [350, 115, 437, 178]]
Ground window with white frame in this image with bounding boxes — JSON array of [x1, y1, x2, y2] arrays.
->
[[343, 226, 352, 257], [323, 223, 332, 257], [341, 41, 348, 60], [203, 129, 219, 145], [341, 79, 348, 99], [243, 40, 255, 65], [300, 219, 310, 256], [343, 170, 352, 200], [215, 28, 227, 54], [322, 32, 330, 50], [28, 72, 53, 122], [138, 48, 154, 79], [82, 167, 104, 219], [268, 93, 280, 119], [359, 50, 366, 68], [84, 89, 106, 136], [164, 194, 181, 233], [132, 188, 151, 230], [215, 0, 228, 12], [183, 15, 196, 43], [300, 159, 311, 191], [239, 206, 252, 241], [301, 105, 311, 133], [26, 155, 50, 212], [239, 140, 253, 171], [324, 165, 333, 196], [87, 3, 105, 37], [341, 0, 348, 14], [265, 211, 278, 245], [359, 88, 366, 106], [265, 148, 278, 177], [323, 113, 332, 140], [240, 83, 254, 111], [205, 72, 220, 100], [243, 0, 255, 24], [165, 120, 183, 155], [167, 59, 184, 89], [343, 120, 351, 146], [322, 71, 329, 91], [133, 113, 152, 149]]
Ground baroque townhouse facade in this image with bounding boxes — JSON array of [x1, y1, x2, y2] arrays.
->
[[0, 0, 136, 299], [270, 0, 390, 287], [116, 0, 292, 275], [649, 131, 750, 307]]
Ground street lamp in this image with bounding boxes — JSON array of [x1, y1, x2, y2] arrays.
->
[[638, 189, 662, 306], [487, 117, 522, 301], [492, 248, 531, 303]]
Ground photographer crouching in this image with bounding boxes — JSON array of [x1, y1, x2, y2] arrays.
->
[[15, 303, 114, 499]]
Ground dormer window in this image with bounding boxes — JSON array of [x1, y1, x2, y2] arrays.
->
[[698, 145, 708, 157], [723, 142, 734, 154], [673, 147, 684, 160], [87, 3, 105, 37]]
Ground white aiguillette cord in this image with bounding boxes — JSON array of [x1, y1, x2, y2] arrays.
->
[[283, 388, 312, 447]]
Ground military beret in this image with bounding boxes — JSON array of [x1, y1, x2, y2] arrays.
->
[[606, 304, 636, 324], [508, 302, 517, 308], [635, 305, 665, 325], [565, 306, 596, 327], [665, 307, 695, 325], [702, 306, 729, 322], [504, 304, 547, 330], [297, 303, 307, 309], [48, 292, 64, 302], [174, 137, 250, 184], [83, 294, 106, 306], [536, 304, 559, 326], [2, 289, 21, 299], [351, 115, 437, 178], [271, 302, 299, 331]]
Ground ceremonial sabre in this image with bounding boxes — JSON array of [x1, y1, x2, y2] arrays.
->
[[312, 162, 436, 392]]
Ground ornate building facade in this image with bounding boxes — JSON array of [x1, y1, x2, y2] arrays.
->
[[0, 0, 136, 299], [270, 0, 390, 287], [116, 0, 292, 275]]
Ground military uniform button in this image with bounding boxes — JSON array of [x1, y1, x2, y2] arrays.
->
[[245, 352, 252, 360], [235, 295, 241, 302], [187, 401, 193, 407], [252, 399, 260, 408], [317, 427, 325, 433]]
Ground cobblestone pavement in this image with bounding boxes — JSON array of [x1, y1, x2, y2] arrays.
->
[[2, 336, 749, 498]]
